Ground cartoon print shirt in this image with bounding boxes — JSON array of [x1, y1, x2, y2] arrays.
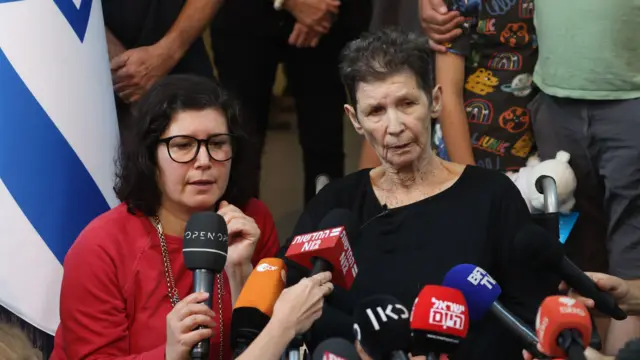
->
[[444, 0, 537, 171]]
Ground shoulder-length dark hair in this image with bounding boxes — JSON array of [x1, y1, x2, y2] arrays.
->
[[114, 74, 253, 216]]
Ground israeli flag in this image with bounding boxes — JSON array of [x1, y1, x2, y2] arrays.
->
[[0, 0, 119, 335]]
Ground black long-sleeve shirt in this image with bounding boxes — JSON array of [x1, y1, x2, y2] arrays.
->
[[279, 166, 559, 359]]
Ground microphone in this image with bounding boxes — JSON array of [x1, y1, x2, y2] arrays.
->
[[230, 258, 287, 356], [536, 295, 592, 360], [442, 264, 546, 358], [409, 285, 469, 359], [285, 209, 359, 290], [312, 338, 360, 360], [513, 222, 627, 320], [183, 212, 229, 360], [616, 339, 640, 360], [353, 295, 411, 360]]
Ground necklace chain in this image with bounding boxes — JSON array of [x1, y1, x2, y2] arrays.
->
[[152, 216, 224, 360]]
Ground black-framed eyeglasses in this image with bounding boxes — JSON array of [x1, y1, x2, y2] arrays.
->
[[158, 134, 236, 163]]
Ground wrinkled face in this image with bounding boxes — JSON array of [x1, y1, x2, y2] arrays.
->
[[344, 71, 441, 169], [156, 108, 232, 214]]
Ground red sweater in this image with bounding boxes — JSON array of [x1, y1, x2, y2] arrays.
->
[[50, 199, 279, 360]]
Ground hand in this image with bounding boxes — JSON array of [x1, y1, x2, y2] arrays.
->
[[288, 22, 323, 48], [217, 201, 260, 268], [418, 0, 465, 52], [110, 44, 178, 103], [522, 344, 609, 360], [271, 272, 334, 335], [560, 272, 633, 314], [165, 292, 217, 360], [283, 0, 340, 34]]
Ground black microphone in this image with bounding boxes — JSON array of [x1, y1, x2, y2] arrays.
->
[[183, 212, 229, 360], [353, 295, 411, 360], [312, 338, 360, 360], [513, 222, 627, 321], [616, 338, 640, 360]]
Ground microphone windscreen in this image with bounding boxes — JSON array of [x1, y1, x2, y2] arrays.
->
[[317, 209, 360, 242], [616, 339, 640, 360], [410, 285, 469, 356], [183, 212, 228, 272], [234, 258, 287, 314], [442, 264, 502, 321], [353, 295, 410, 359], [230, 258, 287, 351], [312, 338, 360, 360], [536, 295, 592, 357]]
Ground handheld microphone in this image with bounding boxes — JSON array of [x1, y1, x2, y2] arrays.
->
[[536, 295, 592, 360], [616, 338, 640, 360], [513, 222, 627, 320], [183, 212, 229, 360], [230, 258, 287, 356], [353, 295, 410, 360], [312, 338, 360, 360], [442, 264, 546, 358], [285, 209, 359, 290], [409, 285, 469, 359]]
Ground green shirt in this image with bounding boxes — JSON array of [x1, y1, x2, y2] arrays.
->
[[533, 0, 640, 100]]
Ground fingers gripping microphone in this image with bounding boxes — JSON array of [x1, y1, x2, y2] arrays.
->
[[536, 296, 592, 360], [183, 212, 229, 360], [285, 209, 359, 289], [230, 258, 287, 356], [513, 222, 627, 320], [353, 295, 411, 360], [409, 285, 469, 359], [442, 264, 545, 358], [312, 338, 360, 360]]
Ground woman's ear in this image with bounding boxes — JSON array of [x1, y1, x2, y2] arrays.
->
[[430, 85, 443, 119], [345, 104, 364, 135]]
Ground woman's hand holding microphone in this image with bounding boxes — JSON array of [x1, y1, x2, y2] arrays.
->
[[165, 292, 217, 360]]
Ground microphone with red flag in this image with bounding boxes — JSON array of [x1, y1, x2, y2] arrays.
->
[[312, 338, 360, 360], [409, 285, 470, 359], [285, 209, 359, 290], [536, 295, 592, 360]]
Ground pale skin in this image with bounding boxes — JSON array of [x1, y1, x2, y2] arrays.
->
[[344, 70, 466, 209], [107, 0, 224, 103], [154, 108, 258, 360], [420, 0, 640, 354]]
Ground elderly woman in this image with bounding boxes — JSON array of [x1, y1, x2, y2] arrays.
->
[[50, 75, 280, 360], [280, 29, 558, 359]]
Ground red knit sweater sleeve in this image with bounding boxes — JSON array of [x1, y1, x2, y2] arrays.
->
[[58, 221, 165, 360], [243, 198, 280, 265]]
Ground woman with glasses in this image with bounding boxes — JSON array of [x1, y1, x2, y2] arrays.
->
[[50, 75, 279, 360]]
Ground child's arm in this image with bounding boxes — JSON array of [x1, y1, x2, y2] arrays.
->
[[436, 49, 475, 165], [435, 1, 477, 166]]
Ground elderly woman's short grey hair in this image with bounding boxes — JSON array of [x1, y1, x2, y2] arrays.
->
[[339, 28, 435, 107]]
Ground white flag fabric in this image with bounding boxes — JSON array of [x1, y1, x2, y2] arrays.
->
[[0, 0, 119, 335]]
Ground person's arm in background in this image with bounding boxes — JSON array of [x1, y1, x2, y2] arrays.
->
[[436, 53, 475, 165], [105, 27, 127, 61], [435, 0, 475, 165], [111, 0, 224, 102], [419, 0, 465, 52], [237, 272, 334, 360]]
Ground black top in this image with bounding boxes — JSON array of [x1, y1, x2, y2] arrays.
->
[[279, 166, 558, 359]]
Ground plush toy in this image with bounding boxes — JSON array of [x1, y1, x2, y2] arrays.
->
[[506, 150, 577, 214]]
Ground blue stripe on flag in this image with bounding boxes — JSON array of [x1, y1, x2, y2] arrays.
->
[[0, 48, 111, 264]]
